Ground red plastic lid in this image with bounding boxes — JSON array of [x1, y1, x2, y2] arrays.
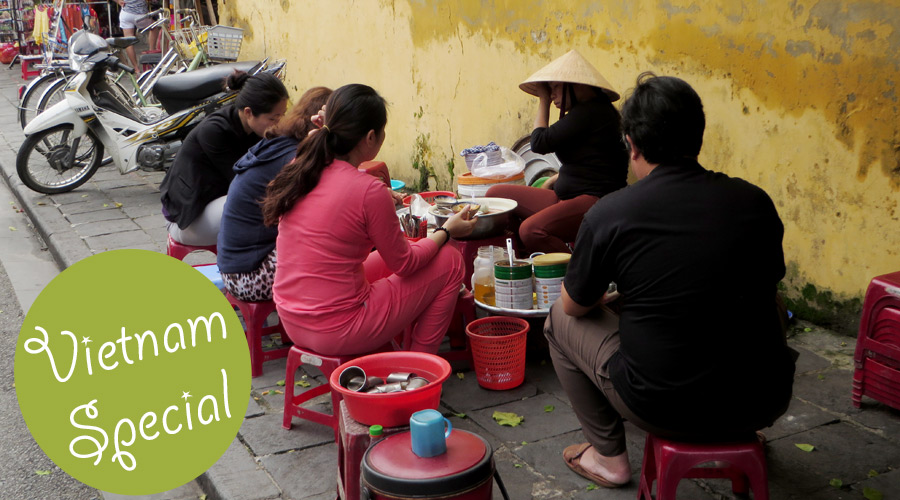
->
[[368, 429, 485, 479], [362, 429, 493, 496]]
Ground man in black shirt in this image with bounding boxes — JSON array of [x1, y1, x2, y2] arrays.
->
[[545, 73, 795, 487]]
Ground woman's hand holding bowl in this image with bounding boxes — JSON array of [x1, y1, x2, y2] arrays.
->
[[443, 204, 478, 239]]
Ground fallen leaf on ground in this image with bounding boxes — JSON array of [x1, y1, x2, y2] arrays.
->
[[520, 441, 527, 446], [8, 226, 15, 231], [863, 487, 883, 500], [456, 372, 465, 380], [261, 390, 270, 396], [794, 443, 815, 452], [114, 202, 123, 208], [81, 194, 88, 198], [452, 412, 466, 418], [276, 380, 285, 386], [829, 478, 842, 488], [35, 470, 51, 476], [544, 405, 555, 412], [200, 495, 207, 500], [586, 484, 598, 491], [817, 374, 826, 380], [295, 380, 310, 388], [273, 389, 283, 395], [803, 327, 812, 332], [102, 203, 109, 208], [868, 469, 879, 478], [36, 202, 46, 206], [514, 463, 522, 468], [492, 411, 524, 427]]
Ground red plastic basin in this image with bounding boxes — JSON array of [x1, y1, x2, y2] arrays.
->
[[329, 352, 451, 428]]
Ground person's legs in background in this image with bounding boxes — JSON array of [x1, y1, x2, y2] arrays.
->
[[486, 184, 559, 251], [519, 194, 598, 253]]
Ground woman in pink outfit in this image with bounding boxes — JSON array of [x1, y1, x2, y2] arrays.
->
[[262, 84, 477, 355]]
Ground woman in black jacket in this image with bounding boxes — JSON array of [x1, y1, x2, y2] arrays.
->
[[160, 72, 289, 246]]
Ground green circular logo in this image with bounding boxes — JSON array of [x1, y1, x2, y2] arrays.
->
[[15, 250, 250, 495]]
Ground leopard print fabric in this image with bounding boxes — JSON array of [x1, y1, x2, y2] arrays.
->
[[221, 250, 277, 302]]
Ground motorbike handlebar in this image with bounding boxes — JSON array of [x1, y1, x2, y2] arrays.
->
[[109, 56, 135, 74]]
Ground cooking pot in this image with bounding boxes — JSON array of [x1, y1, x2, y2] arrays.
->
[[429, 197, 517, 240]]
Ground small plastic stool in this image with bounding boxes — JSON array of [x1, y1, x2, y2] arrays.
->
[[20, 55, 43, 80], [449, 234, 512, 290], [358, 160, 391, 187], [852, 271, 900, 410], [166, 234, 217, 261], [192, 263, 224, 291], [336, 400, 407, 500], [225, 292, 290, 378], [283, 342, 393, 439], [638, 434, 769, 500]]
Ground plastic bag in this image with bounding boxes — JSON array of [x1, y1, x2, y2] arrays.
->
[[469, 147, 526, 180]]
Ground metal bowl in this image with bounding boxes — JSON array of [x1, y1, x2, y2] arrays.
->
[[429, 197, 517, 240]]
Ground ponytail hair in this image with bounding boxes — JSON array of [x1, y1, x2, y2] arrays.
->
[[224, 71, 289, 116], [262, 84, 387, 226]]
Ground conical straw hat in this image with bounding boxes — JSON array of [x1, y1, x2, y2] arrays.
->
[[519, 49, 619, 102]]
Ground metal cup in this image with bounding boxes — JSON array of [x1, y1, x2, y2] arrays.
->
[[402, 377, 430, 390], [339, 366, 367, 391], [364, 381, 405, 393], [386, 372, 417, 384]]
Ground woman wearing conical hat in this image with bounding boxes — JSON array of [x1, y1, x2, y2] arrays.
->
[[487, 50, 628, 253]]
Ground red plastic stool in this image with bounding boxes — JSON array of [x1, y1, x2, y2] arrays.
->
[[166, 234, 217, 261], [358, 160, 391, 187], [225, 292, 290, 378], [638, 434, 768, 500], [20, 55, 42, 80], [853, 271, 900, 410], [450, 235, 512, 291], [282, 343, 393, 439], [336, 400, 407, 500]]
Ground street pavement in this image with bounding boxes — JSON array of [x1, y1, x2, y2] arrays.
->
[[1, 63, 899, 500]]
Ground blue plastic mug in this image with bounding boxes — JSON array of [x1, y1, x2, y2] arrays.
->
[[409, 409, 452, 458]]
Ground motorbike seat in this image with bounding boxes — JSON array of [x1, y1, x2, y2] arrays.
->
[[106, 37, 139, 49], [153, 61, 260, 114]]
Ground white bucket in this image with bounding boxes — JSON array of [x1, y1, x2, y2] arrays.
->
[[457, 172, 525, 199]]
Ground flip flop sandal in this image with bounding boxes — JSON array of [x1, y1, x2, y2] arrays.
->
[[562, 443, 628, 488]]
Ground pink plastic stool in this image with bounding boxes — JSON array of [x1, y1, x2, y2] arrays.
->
[[853, 271, 900, 410], [225, 292, 290, 378], [638, 433, 769, 500], [282, 343, 393, 439], [439, 290, 475, 369], [358, 160, 391, 187], [166, 234, 217, 261]]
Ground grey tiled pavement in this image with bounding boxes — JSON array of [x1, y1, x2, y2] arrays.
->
[[2, 65, 900, 500]]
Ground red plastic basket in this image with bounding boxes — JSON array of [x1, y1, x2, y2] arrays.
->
[[401, 191, 456, 208], [465, 316, 529, 390]]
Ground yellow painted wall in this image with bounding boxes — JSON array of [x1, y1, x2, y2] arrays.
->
[[221, 0, 900, 332]]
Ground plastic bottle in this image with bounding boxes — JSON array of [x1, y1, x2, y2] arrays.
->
[[472, 246, 496, 306], [368, 424, 384, 446]]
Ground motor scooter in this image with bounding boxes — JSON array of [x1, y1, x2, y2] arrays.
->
[[16, 30, 281, 194]]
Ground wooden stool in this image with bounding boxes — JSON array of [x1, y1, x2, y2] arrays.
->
[[336, 400, 406, 500], [638, 433, 769, 500], [853, 271, 900, 410], [167, 234, 217, 261], [225, 292, 289, 378]]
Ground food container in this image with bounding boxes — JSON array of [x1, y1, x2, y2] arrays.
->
[[429, 197, 517, 240], [329, 352, 451, 427], [402, 191, 457, 208], [532, 253, 570, 309]]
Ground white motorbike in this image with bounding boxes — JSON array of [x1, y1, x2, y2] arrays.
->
[[16, 30, 279, 194]]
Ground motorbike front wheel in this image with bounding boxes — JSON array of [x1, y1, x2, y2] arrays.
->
[[16, 125, 104, 194]]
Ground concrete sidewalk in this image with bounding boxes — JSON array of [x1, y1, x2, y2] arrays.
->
[[2, 64, 900, 500]]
